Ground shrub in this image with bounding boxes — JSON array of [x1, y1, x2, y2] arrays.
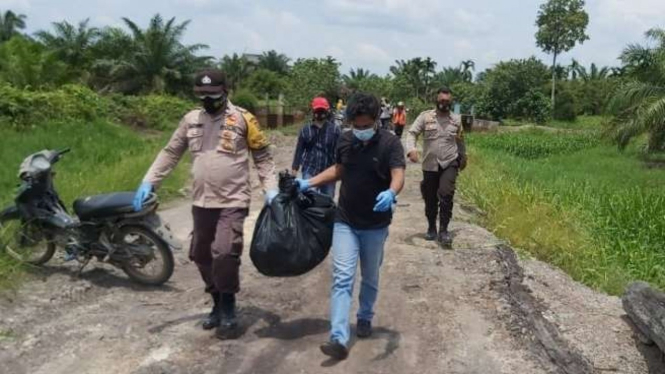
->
[[232, 89, 259, 114], [405, 98, 432, 122], [474, 57, 550, 121], [0, 83, 192, 131], [0, 84, 111, 128], [553, 87, 577, 121], [109, 94, 193, 130], [510, 89, 551, 124]]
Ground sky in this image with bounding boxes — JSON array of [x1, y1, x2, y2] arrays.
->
[[1, 0, 664, 75]]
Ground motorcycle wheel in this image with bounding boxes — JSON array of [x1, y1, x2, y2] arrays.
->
[[117, 226, 174, 286], [0, 214, 56, 265]]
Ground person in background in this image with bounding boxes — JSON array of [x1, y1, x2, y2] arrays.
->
[[405, 87, 467, 248], [132, 69, 278, 339], [291, 97, 341, 197], [379, 97, 393, 131], [392, 101, 407, 138], [296, 92, 406, 360]]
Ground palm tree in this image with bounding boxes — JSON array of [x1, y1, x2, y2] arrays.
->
[[607, 27, 665, 152], [0, 37, 69, 88], [569, 59, 581, 80], [609, 66, 626, 78], [434, 67, 465, 88], [460, 60, 475, 82], [97, 14, 210, 94], [343, 68, 376, 91], [620, 28, 665, 83], [550, 64, 569, 81], [390, 57, 436, 101], [0, 10, 26, 42], [257, 50, 290, 75], [390, 59, 421, 99], [219, 53, 255, 92], [575, 62, 610, 82], [421, 57, 437, 98], [35, 19, 99, 72]]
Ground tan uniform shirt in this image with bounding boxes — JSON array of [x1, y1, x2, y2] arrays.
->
[[143, 102, 277, 209], [406, 110, 464, 172]]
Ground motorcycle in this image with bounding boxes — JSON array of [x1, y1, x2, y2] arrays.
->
[[0, 149, 180, 286]]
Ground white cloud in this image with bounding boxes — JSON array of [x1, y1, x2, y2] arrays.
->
[[454, 39, 474, 52], [355, 43, 391, 63], [277, 11, 301, 28], [325, 45, 346, 58], [173, 0, 212, 6], [0, 0, 31, 10]]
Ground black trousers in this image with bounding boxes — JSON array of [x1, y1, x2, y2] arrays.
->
[[420, 162, 459, 232], [394, 125, 405, 138], [190, 207, 248, 294]]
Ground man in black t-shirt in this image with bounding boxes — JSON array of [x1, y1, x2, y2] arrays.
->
[[296, 93, 406, 360]]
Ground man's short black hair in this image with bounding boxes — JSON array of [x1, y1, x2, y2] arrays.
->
[[437, 87, 452, 95], [346, 92, 380, 121]]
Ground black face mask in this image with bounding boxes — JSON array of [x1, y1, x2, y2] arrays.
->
[[314, 111, 328, 122], [202, 96, 226, 114], [437, 101, 451, 113]]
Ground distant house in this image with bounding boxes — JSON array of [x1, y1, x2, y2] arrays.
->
[[243, 53, 261, 65]]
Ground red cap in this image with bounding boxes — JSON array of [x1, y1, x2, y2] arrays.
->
[[311, 97, 330, 110]]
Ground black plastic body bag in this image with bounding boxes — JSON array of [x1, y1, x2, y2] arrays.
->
[[250, 172, 336, 277]]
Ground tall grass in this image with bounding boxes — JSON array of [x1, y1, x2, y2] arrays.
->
[[502, 115, 607, 130], [0, 119, 189, 288], [472, 130, 600, 159], [460, 130, 665, 294]]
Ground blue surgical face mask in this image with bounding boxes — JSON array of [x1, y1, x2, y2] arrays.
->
[[353, 128, 375, 142]]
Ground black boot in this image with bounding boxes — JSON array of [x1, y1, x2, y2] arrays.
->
[[438, 195, 454, 249], [425, 224, 437, 241], [202, 293, 221, 330], [215, 293, 239, 339], [438, 231, 453, 249]]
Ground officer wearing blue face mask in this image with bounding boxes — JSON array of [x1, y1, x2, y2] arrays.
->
[[295, 93, 406, 360]]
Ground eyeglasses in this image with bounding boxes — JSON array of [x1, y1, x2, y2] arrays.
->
[[197, 93, 224, 100]]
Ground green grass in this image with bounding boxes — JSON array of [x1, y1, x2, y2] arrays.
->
[[471, 129, 600, 159], [0, 119, 189, 288], [460, 130, 665, 295], [0, 328, 15, 341], [502, 115, 607, 130]]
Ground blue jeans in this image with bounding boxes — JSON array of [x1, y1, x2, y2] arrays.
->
[[329, 222, 389, 346], [303, 172, 336, 198]]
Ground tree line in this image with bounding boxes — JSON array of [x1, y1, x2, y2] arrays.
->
[[1, 0, 664, 152]]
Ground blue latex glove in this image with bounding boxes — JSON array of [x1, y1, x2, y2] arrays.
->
[[133, 182, 153, 212], [373, 189, 396, 212], [265, 189, 279, 205], [295, 178, 311, 192]]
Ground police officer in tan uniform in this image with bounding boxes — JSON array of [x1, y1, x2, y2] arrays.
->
[[406, 87, 467, 247], [133, 69, 278, 339]]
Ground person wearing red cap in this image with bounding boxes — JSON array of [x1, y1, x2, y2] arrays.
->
[[291, 97, 341, 197]]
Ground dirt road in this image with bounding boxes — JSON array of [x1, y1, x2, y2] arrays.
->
[[0, 133, 655, 374]]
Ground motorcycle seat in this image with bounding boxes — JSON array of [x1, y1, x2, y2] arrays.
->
[[74, 192, 144, 220]]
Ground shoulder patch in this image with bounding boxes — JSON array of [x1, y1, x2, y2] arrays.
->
[[241, 110, 270, 150]]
